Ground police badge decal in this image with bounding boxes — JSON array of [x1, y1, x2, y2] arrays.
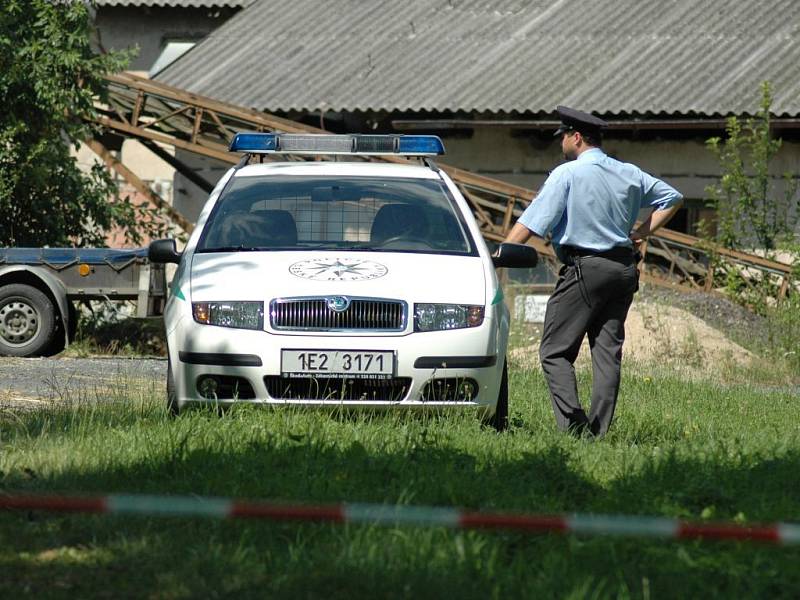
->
[[288, 258, 388, 281]]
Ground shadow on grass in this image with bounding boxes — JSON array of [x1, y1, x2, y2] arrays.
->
[[2, 408, 800, 599]]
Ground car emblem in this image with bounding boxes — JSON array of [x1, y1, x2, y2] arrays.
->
[[327, 296, 350, 312]]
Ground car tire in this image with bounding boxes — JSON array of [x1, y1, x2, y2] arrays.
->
[[488, 359, 508, 432], [167, 359, 181, 416], [0, 284, 57, 357]]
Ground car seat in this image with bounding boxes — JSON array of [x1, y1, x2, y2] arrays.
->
[[370, 204, 429, 244], [212, 209, 298, 248]]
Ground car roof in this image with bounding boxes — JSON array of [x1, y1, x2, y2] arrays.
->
[[232, 161, 443, 180]]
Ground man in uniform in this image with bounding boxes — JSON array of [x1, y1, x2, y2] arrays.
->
[[505, 106, 683, 437]]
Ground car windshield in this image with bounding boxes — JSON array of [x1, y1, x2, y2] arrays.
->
[[196, 175, 476, 255]]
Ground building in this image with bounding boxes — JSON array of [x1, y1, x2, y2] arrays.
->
[[152, 0, 800, 233]]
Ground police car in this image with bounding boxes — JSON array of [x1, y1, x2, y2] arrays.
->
[[148, 133, 537, 430]]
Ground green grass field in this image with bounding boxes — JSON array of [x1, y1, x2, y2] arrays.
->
[[1, 357, 799, 599]]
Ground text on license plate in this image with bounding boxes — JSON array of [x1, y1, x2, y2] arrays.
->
[[281, 350, 395, 379]]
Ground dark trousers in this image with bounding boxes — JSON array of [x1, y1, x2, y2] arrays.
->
[[539, 251, 638, 436]]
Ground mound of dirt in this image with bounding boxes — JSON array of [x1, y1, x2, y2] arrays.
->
[[619, 300, 753, 366], [509, 289, 757, 371]]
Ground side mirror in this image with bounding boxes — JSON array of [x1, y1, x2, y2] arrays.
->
[[492, 242, 538, 269], [148, 239, 182, 264]]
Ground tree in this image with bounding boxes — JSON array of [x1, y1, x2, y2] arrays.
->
[[0, 0, 141, 247], [705, 81, 800, 255]]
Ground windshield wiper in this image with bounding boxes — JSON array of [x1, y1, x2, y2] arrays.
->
[[198, 246, 264, 253]]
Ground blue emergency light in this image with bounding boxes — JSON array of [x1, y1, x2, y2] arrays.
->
[[229, 133, 445, 156]]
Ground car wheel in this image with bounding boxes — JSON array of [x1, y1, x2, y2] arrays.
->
[[167, 359, 181, 416], [488, 359, 508, 432], [0, 284, 57, 357]]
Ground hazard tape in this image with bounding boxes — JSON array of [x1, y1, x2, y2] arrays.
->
[[1, 493, 799, 545]]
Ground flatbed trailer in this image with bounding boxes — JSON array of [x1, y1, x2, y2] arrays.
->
[[0, 248, 167, 357]]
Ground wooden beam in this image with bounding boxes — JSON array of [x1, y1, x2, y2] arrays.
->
[[779, 274, 790, 300], [440, 163, 536, 199], [191, 108, 204, 143], [85, 138, 194, 234], [140, 104, 192, 131], [131, 90, 145, 126], [107, 72, 313, 134], [461, 188, 502, 234], [140, 140, 215, 194], [93, 116, 237, 163], [208, 109, 234, 139], [501, 196, 516, 235]]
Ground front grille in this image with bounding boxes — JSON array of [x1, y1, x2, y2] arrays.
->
[[264, 376, 412, 401], [270, 297, 406, 331]]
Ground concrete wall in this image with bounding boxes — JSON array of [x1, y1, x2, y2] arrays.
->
[[93, 6, 238, 73], [172, 152, 231, 223], [442, 127, 800, 236], [443, 127, 800, 200]]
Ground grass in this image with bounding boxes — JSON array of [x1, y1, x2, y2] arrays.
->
[[1, 361, 799, 599]]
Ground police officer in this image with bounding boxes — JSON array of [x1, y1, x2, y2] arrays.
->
[[505, 106, 683, 437]]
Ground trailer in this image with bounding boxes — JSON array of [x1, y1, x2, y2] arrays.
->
[[0, 248, 167, 357]]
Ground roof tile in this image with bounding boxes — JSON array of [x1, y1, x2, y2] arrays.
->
[[155, 0, 800, 117]]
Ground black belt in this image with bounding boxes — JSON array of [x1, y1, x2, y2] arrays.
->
[[562, 245, 635, 263]]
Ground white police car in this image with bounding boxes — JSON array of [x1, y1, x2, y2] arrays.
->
[[149, 133, 537, 430]]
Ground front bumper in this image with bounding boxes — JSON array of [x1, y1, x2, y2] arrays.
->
[[169, 319, 505, 415]]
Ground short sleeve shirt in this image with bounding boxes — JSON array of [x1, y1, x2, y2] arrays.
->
[[518, 148, 683, 260]]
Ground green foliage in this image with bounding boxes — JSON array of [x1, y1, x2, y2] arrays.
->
[[0, 0, 142, 247], [702, 82, 800, 316], [705, 81, 800, 254], [765, 294, 800, 375]]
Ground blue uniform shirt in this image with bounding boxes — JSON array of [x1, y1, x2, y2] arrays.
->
[[518, 148, 683, 261]]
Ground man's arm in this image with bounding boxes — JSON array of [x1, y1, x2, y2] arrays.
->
[[505, 167, 569, 246], [633, 173, 684, 248], [505, 222, 537, 244], [630, 202, 683, 244]]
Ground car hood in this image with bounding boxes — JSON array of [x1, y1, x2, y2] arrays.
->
[[189, 251, 487, 304]]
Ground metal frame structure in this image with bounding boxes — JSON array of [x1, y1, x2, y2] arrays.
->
[[89, 72, 795, 301]]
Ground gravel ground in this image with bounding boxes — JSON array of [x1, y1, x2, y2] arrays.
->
[[0, 356, 166, 410]]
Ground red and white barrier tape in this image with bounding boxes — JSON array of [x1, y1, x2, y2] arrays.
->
[[1, 494, 798, 545]]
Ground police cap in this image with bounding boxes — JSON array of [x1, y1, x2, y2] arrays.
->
[[553, 105, 608, 138]]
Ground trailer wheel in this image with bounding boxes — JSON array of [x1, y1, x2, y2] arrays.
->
[[0, 284, 56, 357]]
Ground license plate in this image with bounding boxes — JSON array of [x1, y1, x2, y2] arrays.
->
[[281, 350, 395, 379]]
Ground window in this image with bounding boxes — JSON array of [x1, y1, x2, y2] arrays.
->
[[149, 41, 195, 77], [197, 176, 476, 255]]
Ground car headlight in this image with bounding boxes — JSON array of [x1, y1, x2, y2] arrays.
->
[[192, 301, 264, 330], [414, 304, 485, 331]]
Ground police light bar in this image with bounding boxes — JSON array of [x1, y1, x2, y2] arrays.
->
[[229, 133, 445, 156]]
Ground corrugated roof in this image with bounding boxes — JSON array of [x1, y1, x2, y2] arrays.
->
[[155, 0, 800, 117], [94, 1, 251, 7]]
